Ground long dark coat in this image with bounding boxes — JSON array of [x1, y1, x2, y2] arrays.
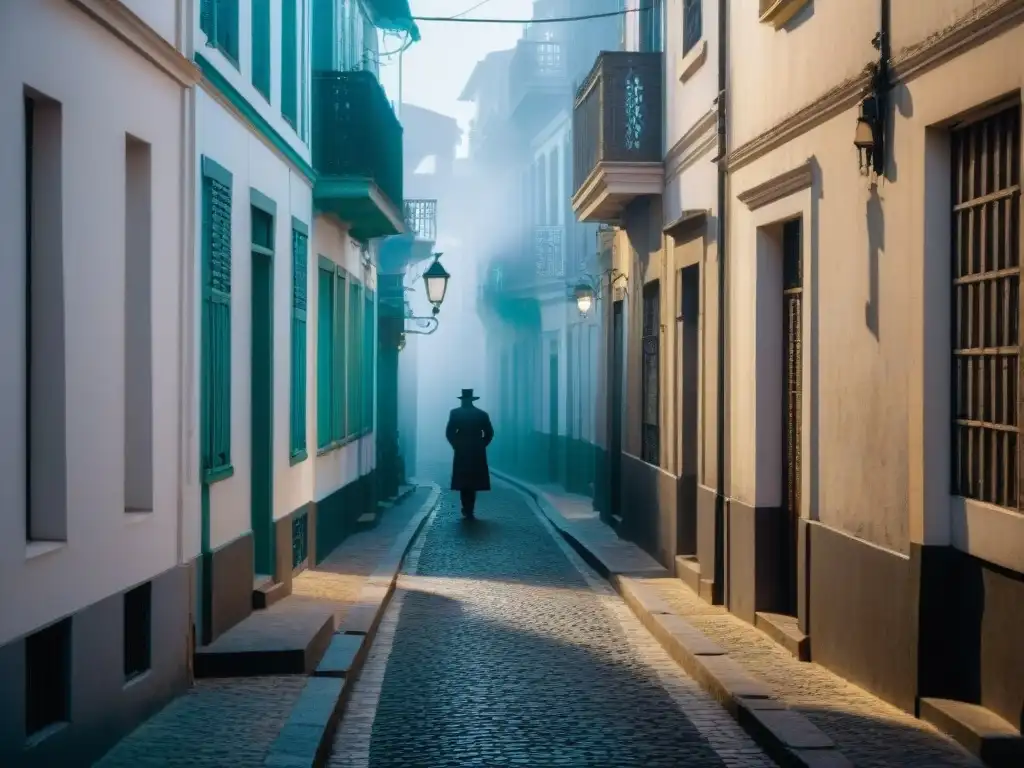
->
[[446, 404, 494, 491]]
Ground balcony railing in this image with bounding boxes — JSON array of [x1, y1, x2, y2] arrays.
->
[[534, 225, 565, 279], [403, 199, 437, 242], [572, 52, 663, 195], [508, 40, 569, 122], [312, 69, 403, 211]]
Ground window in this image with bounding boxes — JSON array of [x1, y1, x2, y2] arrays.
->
[[125, 136, 153, 513], [641, 280, 660, 465], [364, 290, 375, 430], [281, 0, 298, 128], [24, 89, 67, 543], [251, 0, 271, 99], [25, 618, 70, 738], [123, 582, 152, 680], [290, 222, 309, 462], [200, 157, 233, 483], [951, 104, 1022, 511], [640, 0, 663, 53], [683, 0, 702, 55], [317, 258, 347, 448], [200, 0, 239, 64], [347, 280, 362, 436]]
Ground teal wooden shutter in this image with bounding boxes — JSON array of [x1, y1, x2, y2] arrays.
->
[[252, 0, 271, 98], [316, 264, 334, 448], [217, 0, 240, 62], [201, 160, 233, 481], [281, 0, 298, 127], [333, 272, 347, 440], [200, 0, 214, 38], [347, 282, 360, 436], [364, 290, 374, 430], [290, 227, 308, 459]]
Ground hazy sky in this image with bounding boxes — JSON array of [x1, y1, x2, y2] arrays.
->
[[377, 0, 534, 156]]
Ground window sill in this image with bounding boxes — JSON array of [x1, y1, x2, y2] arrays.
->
[[203, 464, 235, 485], [125, 510, 153, 522], [759, 0, 811, 29], [290, 449, 309, 466], [124, 669, 152, 689], [316, 430, 374, 457], [678, 39, 707, 84], [25, 540, 66, 562], [950, 496, 1024, 573], [25, 721, 67, 750]]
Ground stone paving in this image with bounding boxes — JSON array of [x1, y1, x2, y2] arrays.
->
[[330, 485, 774, 768], [95, 487, 430, 768], [533, 481, 983, 768]]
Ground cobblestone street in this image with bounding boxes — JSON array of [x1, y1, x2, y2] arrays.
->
[[330, 483, 773, 768]]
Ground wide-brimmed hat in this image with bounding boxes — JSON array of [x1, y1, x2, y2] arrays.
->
[[458, 388, 480, 402]]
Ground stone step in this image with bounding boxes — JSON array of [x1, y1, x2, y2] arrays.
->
[[920, 698, 1024, 768], [674, 555, 702, 595], [252, 577, 289, 610], [194, 595, 335, 678], [754, 611, 810, 662]]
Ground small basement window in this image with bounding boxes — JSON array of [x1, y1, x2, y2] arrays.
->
[[25, 618, 71, 739], [124, 581, 152, 680]]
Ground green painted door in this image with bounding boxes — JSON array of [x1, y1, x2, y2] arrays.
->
[[251, 249, 275, 577]]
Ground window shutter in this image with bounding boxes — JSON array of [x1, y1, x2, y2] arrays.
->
[[316, 266, 334, 448], [333, 271, 347, 440], [347, 281, 360, 436], [363, 291, 374, 430], [252, 0, 271, 98], [290, 229, 308, 457], [281, 0, 299, 127], [200, 0, 214, 38], [201, 170, 233, 478]]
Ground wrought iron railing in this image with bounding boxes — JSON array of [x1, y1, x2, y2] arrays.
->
[[572, 52, 663, 196], [403, 199, 437, 242], [535, 225, 565, 279], [509, 40, 568, 114], [312, 69, 403, 211]]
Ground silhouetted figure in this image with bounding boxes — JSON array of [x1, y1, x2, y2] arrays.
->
[[445, 389, 494, 519]]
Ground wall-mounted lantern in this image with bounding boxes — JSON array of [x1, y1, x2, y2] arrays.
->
[[567, 269, 628, 318], [422, 252, 450, 315], [854, 93, 883, 176]]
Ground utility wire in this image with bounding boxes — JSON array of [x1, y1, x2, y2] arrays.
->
[[451, 0, 498, 19], [412, 6, 649, 24]]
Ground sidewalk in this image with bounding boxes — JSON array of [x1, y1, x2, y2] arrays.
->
[[496, 471, 982, 768], [96, 484, 440, 768]]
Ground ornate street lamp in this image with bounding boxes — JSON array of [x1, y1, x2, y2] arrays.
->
[[422, 252, 450, 315], [573, 283, 596, 318]]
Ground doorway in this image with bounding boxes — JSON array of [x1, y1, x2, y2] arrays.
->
[[780, 218, 802, 615], [548, 340, 559, 482], [250, 211, 275, 580], [610, 300, 624, 523], [677, 265, 700, 554]]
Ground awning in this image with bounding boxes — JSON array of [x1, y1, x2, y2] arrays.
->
[[360, 0, 421, 41]]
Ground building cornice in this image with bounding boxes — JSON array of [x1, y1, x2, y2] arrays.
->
[[890, 0, 1024, 83], [195, 53, 317, 186], [725, 0, 1024, 173], [665, 107, 718, 182], [724, 70, 872, 173], [737, 159, 814, 211], [67, 0, 200, 87]]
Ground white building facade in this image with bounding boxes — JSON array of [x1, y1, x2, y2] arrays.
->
[[0, 0, 199, 764], [193, 0, 388, 648]]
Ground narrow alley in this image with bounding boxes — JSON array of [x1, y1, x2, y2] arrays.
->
[[329, 482, 770, 768]]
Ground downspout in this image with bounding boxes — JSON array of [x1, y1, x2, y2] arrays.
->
[[713, 0, 729, 604]]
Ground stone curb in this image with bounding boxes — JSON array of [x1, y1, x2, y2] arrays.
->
[[495, 471, 853, 768], [263, 482, 442, 768]]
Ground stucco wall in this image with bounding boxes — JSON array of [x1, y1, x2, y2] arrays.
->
[[122, 0, 182, 46], [197, 88, 315, 548], [0, 0, 187, 644], [727, 0, 876, 149]]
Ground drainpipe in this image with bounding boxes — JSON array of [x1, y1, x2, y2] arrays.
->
[[713, 0, 729, 604]]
